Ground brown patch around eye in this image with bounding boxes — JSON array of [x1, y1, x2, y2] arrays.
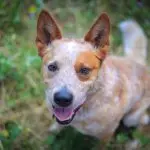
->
[[74, 51, 101, 81]]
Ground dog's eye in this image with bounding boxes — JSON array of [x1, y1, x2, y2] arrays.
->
[[48, 62, 58, 72], [79, 67, 91, 75]]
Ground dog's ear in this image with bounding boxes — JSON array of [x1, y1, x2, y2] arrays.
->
[[36, 10, 62, 57], [84, 13, 110, 60]]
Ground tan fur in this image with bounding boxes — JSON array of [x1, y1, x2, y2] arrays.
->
[[74, 51, 100, 81], [36, 10, 150, 143], [72, 56, 150, 138]]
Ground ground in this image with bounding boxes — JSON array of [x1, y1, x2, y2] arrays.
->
[[0, 3, 150, 150]]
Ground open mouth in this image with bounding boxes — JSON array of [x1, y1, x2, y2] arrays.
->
[[52, 104, 83, 125]]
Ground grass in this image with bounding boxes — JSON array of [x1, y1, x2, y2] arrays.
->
[[0, 2, 150, 150]]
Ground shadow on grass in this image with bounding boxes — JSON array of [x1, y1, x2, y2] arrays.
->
[[46, 126, 99, 150], [1, 120, 150, 150]]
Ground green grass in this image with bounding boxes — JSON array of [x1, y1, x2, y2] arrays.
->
[[0, 1, 150, 149]]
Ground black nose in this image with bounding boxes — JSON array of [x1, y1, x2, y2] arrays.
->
[[54, 87, 73, 107]]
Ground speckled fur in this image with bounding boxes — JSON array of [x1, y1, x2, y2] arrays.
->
[[43, 40, 150, 141], [36, 10, 150, 142]]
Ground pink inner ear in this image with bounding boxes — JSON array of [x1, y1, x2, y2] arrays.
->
[[84, 13, 110, 48], [96, 46, 109, 60], [37, 10, 62, 42], [99, 50, 107, 60], [36, 10, 62, 57]]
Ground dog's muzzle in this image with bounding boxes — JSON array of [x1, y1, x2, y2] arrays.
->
[[52, 87, 84, 125]]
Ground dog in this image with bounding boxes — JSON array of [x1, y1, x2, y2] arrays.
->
[[35, 10, 150, 143], [118, 19, 148, 65]]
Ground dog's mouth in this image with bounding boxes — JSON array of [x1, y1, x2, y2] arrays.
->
[[52, 104, 83, 125]]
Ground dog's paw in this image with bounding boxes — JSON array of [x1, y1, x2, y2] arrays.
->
[[125, 139, 140, 150], [140, 113, 150, 126]]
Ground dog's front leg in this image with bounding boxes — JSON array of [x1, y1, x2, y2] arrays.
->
[[101, 132, 114, 144], [96, 133, 114, 150]]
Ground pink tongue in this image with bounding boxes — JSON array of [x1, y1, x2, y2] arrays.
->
[[54, 107, 73, 121]]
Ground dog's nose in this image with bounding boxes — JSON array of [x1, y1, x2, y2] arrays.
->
[[54, 87, 73, 107]]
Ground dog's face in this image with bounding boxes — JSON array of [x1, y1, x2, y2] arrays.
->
[[36, 10, 110, 125]]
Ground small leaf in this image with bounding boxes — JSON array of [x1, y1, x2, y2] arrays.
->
[[5, 121, 22, 140], [44, 135, 55, 145], [116, 133, 129, 143]]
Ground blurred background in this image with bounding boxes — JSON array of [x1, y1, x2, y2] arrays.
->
[[0, 0, 150, 149]]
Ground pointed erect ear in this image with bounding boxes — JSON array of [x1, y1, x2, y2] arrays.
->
[[84, 13, 110, 49], [36, 10, 62, 57]]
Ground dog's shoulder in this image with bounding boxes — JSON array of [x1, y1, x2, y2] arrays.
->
[[103, 55, 147, 75], [99, 55, 148, 92]]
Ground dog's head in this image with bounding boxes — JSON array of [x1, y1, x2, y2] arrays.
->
[[36, 10, 110, 125]]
